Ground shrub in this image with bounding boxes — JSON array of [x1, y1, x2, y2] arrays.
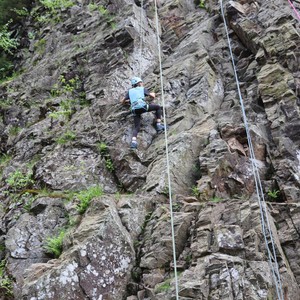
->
[[6, 169, 34, 191], [0, 53, 14, 80], [0, 0, 32, 26], [44, 230, 65, 258], [0, 21, 18, 54], [76, 185, 103, 214], [39, 0, 74, 13]]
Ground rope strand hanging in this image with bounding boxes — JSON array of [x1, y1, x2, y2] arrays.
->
[[139, 0, 144, 77], [287, 0, 300, 22], [153, 1, 180, 299], [219, 1, 284, 299]]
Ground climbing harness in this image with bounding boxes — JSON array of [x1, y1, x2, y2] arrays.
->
[[153, 1, 180, 299], [220, 1, 284, 299], [287, 0, 300, 22]]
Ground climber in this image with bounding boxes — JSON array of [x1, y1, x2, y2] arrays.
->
[[120, 76, 165, 149]]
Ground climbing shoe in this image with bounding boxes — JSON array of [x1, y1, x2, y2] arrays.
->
[[130, 141, 138, 149], [156, 124, 165, 133]]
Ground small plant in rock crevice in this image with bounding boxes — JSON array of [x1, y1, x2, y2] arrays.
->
[[49, 99, 74, 120], [32, 0, 73, 25], [191, 185, 201, 198], [44, 229, 66, 258], [209, 196, 223, 203], [0, 154, 11, 174], [0, 259, 13, 297], [155, 278, 172, 294], [56, 130, 76, 144], [6, 169, 34, 192], [267, 189, 279, 199], [75, 185, 103, 214], [88, 3, 116, 28], [97, 142, 115, 173], [8, 125, 21, 136], [22, 192, 36, 212], [105, 158, 114, 172]]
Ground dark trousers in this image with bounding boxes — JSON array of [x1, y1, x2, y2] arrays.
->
[[132, 104, 162, 138]]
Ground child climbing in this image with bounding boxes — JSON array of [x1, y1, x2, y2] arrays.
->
[[121, 77, 165, 149]]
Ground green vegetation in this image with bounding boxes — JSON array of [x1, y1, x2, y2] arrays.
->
[[0, 21, 18, 80], [8, 125, 21, 136], [87, 3, 116, 28], [33, 38, 46, 55], [49, 75, 82, 122], [97, 142, 108, 155], [58, 75, 79, 93], [267, 189, 280, 200], [88, 3, 98, 11], [0, 259, 13, 297], [44, 229, 66, 258], [155, 278, 172, 293], [191, 185, 201, 198], [0, 70, 21, 85], [0, 0, 32, 26], [97, 142, 115, 172], [32, 0, 74, 25], [115, 192, 121, 201], [6, 169, 34, 192], [49, 99, 74, 120], [194, 0, 206, 9], [51, 75, 80, 97], [39, 0, 74, 13], [105, 159, 114, 172], [56, 130, 76, 144], [76, 185, 103, 214], [22, 192, 36, 212], [199, 0, 206, 8], [11, 6, 29, 17], [0, 21, 18, 54], [0, 0, 32, 80], [0, 54, 14, 80], [209, 196, 223, 203], [0, 154, 11, 168], [172, 202, 181, 212]]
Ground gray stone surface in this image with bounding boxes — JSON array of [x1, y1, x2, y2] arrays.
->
[[0, 0, 300, 299]]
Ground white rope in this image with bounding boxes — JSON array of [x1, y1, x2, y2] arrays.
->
[[153, 1, 179, 299], [219, 1, 284, 299], [139, 0, 144, 77]]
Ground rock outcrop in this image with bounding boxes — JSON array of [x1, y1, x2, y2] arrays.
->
[[0, 0, 300, 299]]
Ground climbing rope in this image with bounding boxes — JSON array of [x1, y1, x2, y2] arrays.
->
[[219, 0, 284, 299], [139, 0, 144, 77], [153, 1, 180, 299], [287, 0, 300, 22]]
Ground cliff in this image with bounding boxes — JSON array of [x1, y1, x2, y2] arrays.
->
[[0, 0, 300, 299]]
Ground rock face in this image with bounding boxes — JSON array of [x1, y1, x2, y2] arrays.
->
[[0, 0, 300, 299]]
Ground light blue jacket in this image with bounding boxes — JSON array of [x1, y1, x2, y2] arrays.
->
[[129, 87, 147, 109]]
